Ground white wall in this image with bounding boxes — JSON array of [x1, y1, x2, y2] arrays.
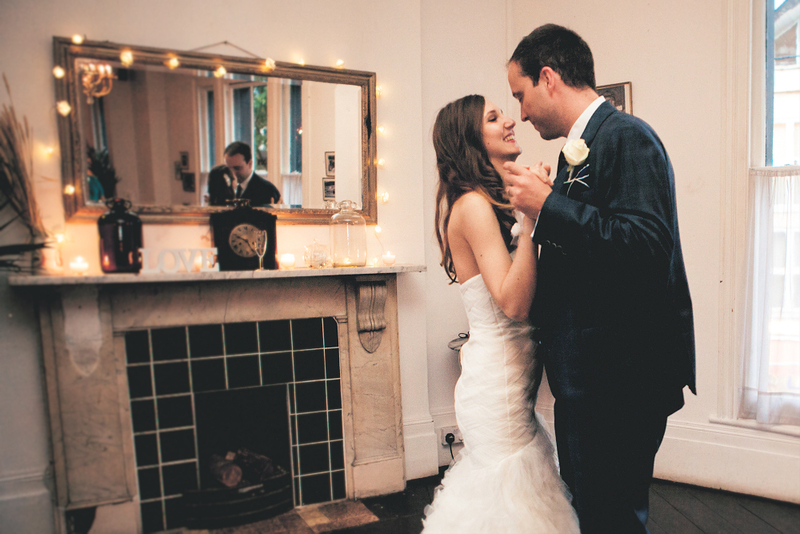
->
[[0, 0, 798, 530], [420, 0, 518, 464]]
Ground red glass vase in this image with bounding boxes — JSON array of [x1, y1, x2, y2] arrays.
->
[[98, 198, 143, 273]]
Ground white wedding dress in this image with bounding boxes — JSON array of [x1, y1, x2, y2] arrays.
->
[[422, 274, 579, 533]]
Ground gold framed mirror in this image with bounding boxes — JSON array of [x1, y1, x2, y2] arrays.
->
[[53, 36, 377, 224]]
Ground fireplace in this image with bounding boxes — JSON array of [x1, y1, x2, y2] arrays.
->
[[125, 317, 345, 531], [12, 269, 414, 534]]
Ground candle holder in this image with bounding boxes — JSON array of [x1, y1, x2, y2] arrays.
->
[[279, 253, 296, 270], [69, 256, 89, 275], [303, 240, 329, 268], [381, 251, 396, 266]]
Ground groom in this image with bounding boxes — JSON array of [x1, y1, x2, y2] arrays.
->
[[503, 24, 696, 533]]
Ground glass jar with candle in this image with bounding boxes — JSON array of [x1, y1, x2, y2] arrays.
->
[[330, 200, 366, 267], [98, 198, 143, 273]]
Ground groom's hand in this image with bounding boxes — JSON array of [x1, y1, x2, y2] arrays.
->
[[503, 161, 552, 220]]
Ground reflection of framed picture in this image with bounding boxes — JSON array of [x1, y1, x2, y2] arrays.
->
[[323, 177, 335, 201], [597, 82, 632, 114], [181, 172, 195, 192], [324, 151, 335, 176]]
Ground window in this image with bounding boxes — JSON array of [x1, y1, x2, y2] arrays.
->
[[769, 0, 800, 165], [198, 88, 216, 170], [231, 82, 267, 171], [739, 0, 800, 427]]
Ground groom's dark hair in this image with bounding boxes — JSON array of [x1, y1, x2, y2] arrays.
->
[[509, 24, 596, 91]]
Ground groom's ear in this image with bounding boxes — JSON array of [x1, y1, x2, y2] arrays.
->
[[539, 67, 558, 89]]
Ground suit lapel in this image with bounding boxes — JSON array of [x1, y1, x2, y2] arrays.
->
[[553, 100, 617, 194], [580, 100, 615, 148]]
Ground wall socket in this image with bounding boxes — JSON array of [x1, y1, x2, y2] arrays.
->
[[440, 426, 463, 446]]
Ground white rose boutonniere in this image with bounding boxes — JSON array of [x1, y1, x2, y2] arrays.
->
[[562, 139, 590, 194], [562, 138, 589, 167]]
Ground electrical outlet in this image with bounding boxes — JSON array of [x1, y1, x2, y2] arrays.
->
[[440, 426, 463, 445]]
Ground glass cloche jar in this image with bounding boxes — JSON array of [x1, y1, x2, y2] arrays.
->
[[330, 200, 367, 267]]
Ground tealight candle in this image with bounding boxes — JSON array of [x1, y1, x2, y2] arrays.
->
[[381, 251, 396, 266], [279, 253, 296, 270], [69, 255, 89, 275]]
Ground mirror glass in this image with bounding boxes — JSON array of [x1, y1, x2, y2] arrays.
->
[[54, 37, 377, 224]]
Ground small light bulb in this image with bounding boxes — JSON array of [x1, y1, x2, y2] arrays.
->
[[55, 233, 66, 244], [379, 192, 390, 203], [376, 86, 383, 98], [64, 184, 76, 195], [44, 146, 55, 157], [375, 225, 382, 234], [377, 126, 386, 135], [264, 58, 276, 71], [214, 66, 227, 78], [71, 34, 84, 45], [377, 158, 385, 167], [298, 58, 305, 66], [165, 57, 180, 69], [56, 101, 72, 116], [52, 66, 65, 79], [120, 50, 134, 66], [335, 59, 344, 68]]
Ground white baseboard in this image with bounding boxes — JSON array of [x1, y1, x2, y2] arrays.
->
[[0, 470, 54, 534], [655, 419, 800, 503], [403, 417, 440, 480], [430, 406, 800, 504]]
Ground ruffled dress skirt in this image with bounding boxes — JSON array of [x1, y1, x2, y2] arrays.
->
[[422, 275, 579, 533]]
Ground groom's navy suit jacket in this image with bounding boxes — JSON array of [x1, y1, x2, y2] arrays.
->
[[531, 100, 696, 415], [242, 173, 281, 207]]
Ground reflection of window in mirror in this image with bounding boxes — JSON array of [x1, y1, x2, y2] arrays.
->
[[197, 84, 217, 173], [221, 77, 304, 207], [281, 81, 303, 207], [81, 93, 112, 204], [90, 99, 108, 151]]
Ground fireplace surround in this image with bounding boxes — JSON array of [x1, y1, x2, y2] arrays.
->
[[11, 265, 422, 533]]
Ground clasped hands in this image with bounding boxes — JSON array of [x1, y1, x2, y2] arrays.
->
[[503, 161, 552, 220]]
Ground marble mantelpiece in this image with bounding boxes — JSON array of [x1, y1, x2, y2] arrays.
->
[[10, 265, 424, 534], [9, 264, 424, 286]]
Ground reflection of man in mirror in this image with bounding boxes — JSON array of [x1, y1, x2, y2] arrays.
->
[[206, 164, 235, 206], [223, 141, 281, 206]]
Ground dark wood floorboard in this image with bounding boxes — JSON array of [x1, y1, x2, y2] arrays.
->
[[330, 468, 800, 534], [684, 484, 783, 534], [647, 486, 704, 534], [737, 495, 800, 534]]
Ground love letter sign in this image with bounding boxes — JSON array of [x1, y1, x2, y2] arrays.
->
[[139, 248, 218, 273]]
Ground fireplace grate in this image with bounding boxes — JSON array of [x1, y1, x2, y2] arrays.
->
[[125, 317, 345, 533]]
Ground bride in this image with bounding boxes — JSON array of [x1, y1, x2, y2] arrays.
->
[[423, 94, 579, 533]]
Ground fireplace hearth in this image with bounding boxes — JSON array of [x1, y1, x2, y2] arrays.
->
[[13, 270, 412, 534]]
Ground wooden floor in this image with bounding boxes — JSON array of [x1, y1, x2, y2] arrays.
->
[[332, 467, 800, 534]]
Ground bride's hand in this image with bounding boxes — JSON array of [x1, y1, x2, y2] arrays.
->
[[520, 214, 535, 236]]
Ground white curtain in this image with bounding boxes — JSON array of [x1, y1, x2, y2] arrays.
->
[[281, 172, 302, 207], [740, 167, 800, 425]]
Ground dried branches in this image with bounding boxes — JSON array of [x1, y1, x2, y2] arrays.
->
[[0, 73, 46, 238], [0, 74, 48, 271]]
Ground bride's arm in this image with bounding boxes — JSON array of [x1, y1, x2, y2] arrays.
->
[[450, 192, 537, 321]]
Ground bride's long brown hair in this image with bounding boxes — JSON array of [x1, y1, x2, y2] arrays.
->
[[433, 94, 517, 283]]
